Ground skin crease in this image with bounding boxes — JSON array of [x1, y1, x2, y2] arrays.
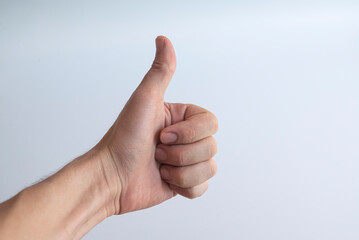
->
[[0, 36, 218, 239]]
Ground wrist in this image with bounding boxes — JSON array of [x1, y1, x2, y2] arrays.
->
[[49, 148, 123, 238], [88, 147, 122, 216], [48, 149, 123, 237]]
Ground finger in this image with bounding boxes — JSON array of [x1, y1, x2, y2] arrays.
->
[[138, 36, 176, 98], [160, 158, 217, 188], [169, 181, 209, 199], [160, 104, 218, 144], [155, 136, 217, 166]]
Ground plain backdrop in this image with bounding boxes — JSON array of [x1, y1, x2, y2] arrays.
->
[[1, 1, 359, 239]]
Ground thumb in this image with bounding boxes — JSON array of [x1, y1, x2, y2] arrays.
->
[[139, 36, 177, 97]]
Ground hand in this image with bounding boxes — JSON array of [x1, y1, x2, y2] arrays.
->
[[0, 36, 218, 239], [95, 36, 219, 214]]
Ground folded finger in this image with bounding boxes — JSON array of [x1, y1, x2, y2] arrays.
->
[[155, 136, 217, 166], [169, 181, 209, 199], [160, 104, 218, 145], [160, 158, 217, 188]]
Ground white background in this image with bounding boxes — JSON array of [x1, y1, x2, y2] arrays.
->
[[1, 1, 359, 239]]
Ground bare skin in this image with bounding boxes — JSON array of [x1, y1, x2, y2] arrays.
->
[[0, 36, 218, 239]]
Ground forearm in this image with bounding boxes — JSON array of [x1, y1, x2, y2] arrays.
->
[[0, 149, 120, 240]]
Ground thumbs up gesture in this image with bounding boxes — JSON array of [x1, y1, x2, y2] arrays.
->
[[95, 36, 218, 215]]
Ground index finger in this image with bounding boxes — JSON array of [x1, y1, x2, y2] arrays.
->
[[160, 104, 218, 145]]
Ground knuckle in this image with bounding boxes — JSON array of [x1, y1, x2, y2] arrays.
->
[[187, 182, 208, 199], [202, 112, 218, 135], [209, 159, 218, 177], [207, 137, 218, 158], [177, 150, 187, 166], [151, 61, 175, 75], [195, 189, 206, 198], [187, 103, 197, 111], [176, 169, 188, 187], [210, 113, 219, 133], [183, 126, 196, 143], [187, 189, 199, 199]]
